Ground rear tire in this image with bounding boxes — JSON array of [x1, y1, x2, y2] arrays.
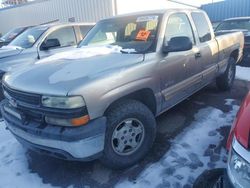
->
[[216, 57, 236, 91], [100, 99, 156, 169]]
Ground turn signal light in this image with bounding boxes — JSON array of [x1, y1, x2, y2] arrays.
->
[[71, 115, 90, 126]]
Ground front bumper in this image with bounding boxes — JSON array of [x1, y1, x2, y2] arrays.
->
[[1, 102, 107, 161]]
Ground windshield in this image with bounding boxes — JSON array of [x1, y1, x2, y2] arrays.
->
[[1, 27, 27, 42], [216, 19, 250, 31], [9, 26, 48, 49], [79, 14, 161, 53]]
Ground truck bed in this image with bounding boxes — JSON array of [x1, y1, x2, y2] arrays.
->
[[215, 31, 244, 64]]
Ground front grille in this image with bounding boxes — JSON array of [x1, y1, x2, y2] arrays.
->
[[3, 84, 41, 106], [2, 84, 43, 123], [2, 84, 88, 125], [20, 106, 44, 123]]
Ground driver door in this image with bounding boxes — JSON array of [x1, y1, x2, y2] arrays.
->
[[159, 13, 200, 110], [38, 26, 77, 59]]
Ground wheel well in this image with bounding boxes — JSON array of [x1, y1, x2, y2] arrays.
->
[[230, 50, 239, 61], [104, 88, 157, 116]]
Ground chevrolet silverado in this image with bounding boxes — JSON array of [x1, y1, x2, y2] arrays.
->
[[1, 9, 244, 169]]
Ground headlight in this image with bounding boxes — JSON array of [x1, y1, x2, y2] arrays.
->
[[228, 148, 250, 187], [41, 96, 85, 109]]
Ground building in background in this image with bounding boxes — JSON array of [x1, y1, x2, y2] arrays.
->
[[202, 0, 250, 23], [4, 0, 28, 5], [0, 0, 196, 34]]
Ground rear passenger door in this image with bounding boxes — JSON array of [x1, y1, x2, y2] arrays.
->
[[191, 12, 219, 84], [38, 26, 77, 59]]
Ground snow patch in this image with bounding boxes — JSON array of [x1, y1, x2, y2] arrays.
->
[[0, 99, 239, 188], [116, 101, 239, 188], [121, 48, 137, 53], [236, 66, 250, 81], [0, 121, 56, 188], [36, 45, 136, 64], [45, 45, 137, 84], [1, 45, 23, 50]]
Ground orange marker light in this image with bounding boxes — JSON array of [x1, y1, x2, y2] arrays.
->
[[71, 115, 90, 126]]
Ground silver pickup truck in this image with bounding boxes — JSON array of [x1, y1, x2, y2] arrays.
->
[[0, 22, 94, 80], [1, 9, 244, 169]]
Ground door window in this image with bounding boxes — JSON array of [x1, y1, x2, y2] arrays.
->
[[42, 26, 77, 50], [165, 13, 195, 45]]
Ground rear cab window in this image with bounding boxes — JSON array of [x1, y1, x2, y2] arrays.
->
[[191, 12, 212, 43]]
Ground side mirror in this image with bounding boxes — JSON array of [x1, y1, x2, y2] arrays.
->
[[163, 36, 193, 53], [40, 38, 60, 51]]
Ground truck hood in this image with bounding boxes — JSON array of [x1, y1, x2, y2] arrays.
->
[[0, 46, 23, 59], [4, 46, 144, 96]]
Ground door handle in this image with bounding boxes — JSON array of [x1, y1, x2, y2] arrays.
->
[[195, 52, 202, 58]]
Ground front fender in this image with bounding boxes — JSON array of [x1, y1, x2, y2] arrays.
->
[[88, 77, 160, 119]]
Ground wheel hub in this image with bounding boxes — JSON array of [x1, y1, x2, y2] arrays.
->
[[111, 118, 145, 156]]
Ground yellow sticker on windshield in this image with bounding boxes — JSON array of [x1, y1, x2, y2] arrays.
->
[[136, 30, 151, 41]]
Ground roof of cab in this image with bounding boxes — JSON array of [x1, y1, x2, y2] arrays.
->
[[101, 8, 203, 21]]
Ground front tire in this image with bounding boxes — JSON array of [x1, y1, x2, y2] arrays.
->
[[100, 99, 156, 169], [216, 57, 236, 91]]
